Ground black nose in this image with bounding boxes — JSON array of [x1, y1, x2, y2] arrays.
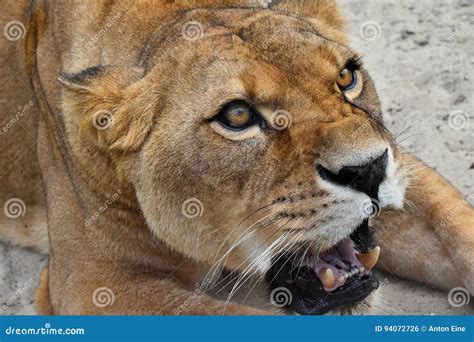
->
[[316, 149, 388, 199]]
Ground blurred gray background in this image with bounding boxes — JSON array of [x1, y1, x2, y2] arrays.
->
[[1, 0, 473, 315]]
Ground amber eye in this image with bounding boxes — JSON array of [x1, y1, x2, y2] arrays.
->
[[216, 100, 261, 130], [225, 103, 251, 126], [337, 68, 357, 91]]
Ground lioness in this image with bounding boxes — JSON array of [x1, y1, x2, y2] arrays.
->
[[0, 0, 473, 315]]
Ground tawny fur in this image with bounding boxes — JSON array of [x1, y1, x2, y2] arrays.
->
[[0, 0, 472, 315]]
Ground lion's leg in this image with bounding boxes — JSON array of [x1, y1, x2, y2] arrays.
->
[[373, 153, 474, 294], [0, 204, 49, 254], [48, 263, 275, 315], [34, 265, 54, 314]]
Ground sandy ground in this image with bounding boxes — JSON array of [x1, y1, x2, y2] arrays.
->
[[1, 0, 473, 315]]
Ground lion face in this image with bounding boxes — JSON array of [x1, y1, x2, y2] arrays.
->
[[62, 8, 407, 314]]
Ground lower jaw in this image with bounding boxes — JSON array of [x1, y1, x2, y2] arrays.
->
[[265, 220, 379, 315], [285, 271, 378, 315]]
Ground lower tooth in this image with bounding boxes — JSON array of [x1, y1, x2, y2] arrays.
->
[[319, 268, 336, 288]]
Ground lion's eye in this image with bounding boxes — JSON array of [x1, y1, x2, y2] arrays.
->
[[216, 100, 260, 130], [225, 103, 251, 127], [337, 68, 357, 91]]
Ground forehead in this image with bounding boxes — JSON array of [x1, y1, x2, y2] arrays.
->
[[146, 8, 356, 80], [197, 11, 358, 96], [237, 12, 355, 65], [240, 22, 357, 93], [197, 15, 357, 103]]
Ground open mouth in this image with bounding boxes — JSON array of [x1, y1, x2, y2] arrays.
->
[[266, 219, 380, 315]]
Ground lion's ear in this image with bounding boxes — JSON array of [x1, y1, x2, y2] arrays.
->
[[58, 65, 154, 151], [271, 0, 345, 32]]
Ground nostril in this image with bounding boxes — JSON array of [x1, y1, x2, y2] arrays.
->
[[316, 164, 354, 187], [316, 149, 388, 199]]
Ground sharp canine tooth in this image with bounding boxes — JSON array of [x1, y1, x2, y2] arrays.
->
[[320, 268, 336, 288], [337, 276, 345, 283], [356, 246, 380, 271]]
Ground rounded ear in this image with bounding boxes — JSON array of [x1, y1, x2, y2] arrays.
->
[[271, 0, 345, 32], [58, 65, 154, 152]]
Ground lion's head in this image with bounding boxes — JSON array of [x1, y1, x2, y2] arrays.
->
[[59, 1, 407, 314]]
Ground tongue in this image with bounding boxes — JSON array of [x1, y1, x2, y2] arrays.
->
[[307, 239, 380, 292]]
